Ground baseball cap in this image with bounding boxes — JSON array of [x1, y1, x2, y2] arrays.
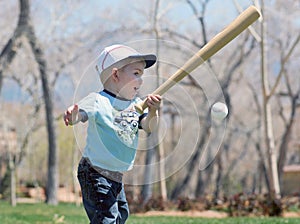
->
[[96, 44, 157, 83]]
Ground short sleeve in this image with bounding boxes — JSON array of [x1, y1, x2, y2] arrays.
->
[[77, 93, 99, 118]]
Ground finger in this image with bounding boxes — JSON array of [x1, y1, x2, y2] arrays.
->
[[154, 94, 162, 101], [66, 104, 78, 114], [63, 112, 69, 125], [147, 95, 161, 103], [64, 117, 69, 126], [147, 99, 160, 109], [153, 97, 161, 103], [146, 99, 154, 106], [148, 97, 161, 107], [64, 104, 78, 126]]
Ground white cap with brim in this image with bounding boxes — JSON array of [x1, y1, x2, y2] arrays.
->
[[96, 44, 157, 84]]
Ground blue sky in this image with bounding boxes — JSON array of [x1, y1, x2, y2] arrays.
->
[[164, 0, 251, 27], [27, 0, 256, 43]]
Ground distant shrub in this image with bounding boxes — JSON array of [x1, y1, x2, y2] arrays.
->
[[127, 193, 299, 217]]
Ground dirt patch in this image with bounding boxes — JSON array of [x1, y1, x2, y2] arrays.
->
[[283, 211, 300, 218], [136, 210, 228, 218], [17, 187, 81, 204]]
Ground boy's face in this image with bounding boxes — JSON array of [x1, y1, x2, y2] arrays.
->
[[115, 61, 145, 100]]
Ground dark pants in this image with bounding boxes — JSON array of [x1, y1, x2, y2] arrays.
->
[[77, 159, 129, 224]]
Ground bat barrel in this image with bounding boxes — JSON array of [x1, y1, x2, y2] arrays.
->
[[135, 6, 260, 113]]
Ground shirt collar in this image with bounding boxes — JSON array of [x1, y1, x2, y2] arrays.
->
[[102, 89, 131, 101]]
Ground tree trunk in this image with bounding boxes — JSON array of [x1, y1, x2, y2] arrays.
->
[[31, 37, 58, 205], [255, 142, 270, 193], [153, 0, 167, 201], [213, 153, 223, 200], [158, 137, 167, 201], [260, 0, 280, 199], [21, 0, 58, 205], [141, 135, 156, 203], [72, 138, 80, 206], [8, 154, 16, 207], [277, 90, 299, 184]]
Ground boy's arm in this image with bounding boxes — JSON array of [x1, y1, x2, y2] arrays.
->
[[140, 94, 161, 133]]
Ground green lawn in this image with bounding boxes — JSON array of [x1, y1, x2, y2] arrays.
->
[[0, 201, 299, 224]]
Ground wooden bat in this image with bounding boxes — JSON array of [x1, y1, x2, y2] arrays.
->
[[135, 5, 260, 113]]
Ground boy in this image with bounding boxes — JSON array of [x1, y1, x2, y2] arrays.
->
[[63, 44, 161, 223]]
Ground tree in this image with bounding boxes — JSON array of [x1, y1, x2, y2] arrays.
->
[[258, 0, 300, 200], [0, 0, 58, 205], [20, 0, 58, 205], [259, 0, 281, 199]]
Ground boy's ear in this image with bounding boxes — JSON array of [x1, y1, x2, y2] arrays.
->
[[111, 68, 119, 82]]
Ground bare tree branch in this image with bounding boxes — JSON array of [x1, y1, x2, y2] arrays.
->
[[268, 34, 300, 100]]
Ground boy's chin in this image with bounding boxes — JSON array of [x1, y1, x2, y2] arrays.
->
[[119, 91, 137, 100], [128, 92, 138, 100], [128, 95, 136, 100], [122, 94, 135, 101]]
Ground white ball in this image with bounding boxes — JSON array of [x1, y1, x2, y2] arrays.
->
[[211, 102, 228, 120]]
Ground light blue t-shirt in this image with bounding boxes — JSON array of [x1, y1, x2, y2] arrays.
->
[[78, 90, 146, 172]]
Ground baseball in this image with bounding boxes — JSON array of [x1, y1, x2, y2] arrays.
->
[[211, 102, 228, 120]]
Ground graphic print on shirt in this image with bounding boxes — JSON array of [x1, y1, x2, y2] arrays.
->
[[113, 110, 139, 145]]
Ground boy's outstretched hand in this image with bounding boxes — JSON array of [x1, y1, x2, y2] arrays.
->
[[64, 104, 80, 126]]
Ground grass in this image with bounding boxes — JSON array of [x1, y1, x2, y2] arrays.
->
[[0, 201, 88, 224], [0, 201, 299, 224]]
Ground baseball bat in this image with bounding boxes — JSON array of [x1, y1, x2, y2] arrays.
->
[[135, 5, 260, 113]]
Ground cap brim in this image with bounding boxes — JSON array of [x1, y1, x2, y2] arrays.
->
[[128, 54, 157, 69]]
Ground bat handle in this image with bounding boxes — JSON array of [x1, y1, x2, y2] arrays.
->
[[135, 98, 148, 114]]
